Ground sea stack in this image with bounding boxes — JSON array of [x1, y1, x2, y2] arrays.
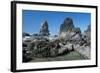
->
[[39, 20, 50, 36], [59, 17, 75, 38]]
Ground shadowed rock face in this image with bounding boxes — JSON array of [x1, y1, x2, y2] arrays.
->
[[59, 17, 83, 43], [84, 25, 91, 40], [60, 17, 75, 33], [83, 25, 91, 46], [84, 25, 91, 33], [59, 17, 75, 39], [74, 27, 81, 34], [39, 21, 50, 36], [71, 27, 82, 41]]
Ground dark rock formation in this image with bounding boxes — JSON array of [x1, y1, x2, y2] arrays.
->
[[23, 32, 30, 37], [74, 27, 81, 34], [59, 17, 75, 39], [39, 20, 50, 36], [32, 33, 38, 36], [59, 17, 83, 44], [84, 25, 91, 33], [84, 25, 91, 41], [28, 39, 60, 57], [60, 17, 75, 33], [83, 25, 91, 46], [71, 27, 82, 42], [23, 47, 32, 62]]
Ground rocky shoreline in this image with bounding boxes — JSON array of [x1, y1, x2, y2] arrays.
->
[[22, 17, 91, 62]]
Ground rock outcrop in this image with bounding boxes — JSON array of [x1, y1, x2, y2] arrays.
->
[[71, 27, 82, 42], [60, 17, 75, 33], [23, 32, 30, 37], [59, 17, 82, 43], [39, 20, 50, 36], [22, 18, 91, 62], [82, 25, 91, 46], [84, 25, 91, 41]]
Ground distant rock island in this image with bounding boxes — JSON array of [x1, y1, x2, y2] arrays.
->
[[39, 20, 50, 36], [60, 17, 75, 33], [22, 17, 91, 62], [59, 17, 82, 43]]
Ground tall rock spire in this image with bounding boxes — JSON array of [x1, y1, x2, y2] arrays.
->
[[60, 17, 75, 33], [39, 20, 50, 36]]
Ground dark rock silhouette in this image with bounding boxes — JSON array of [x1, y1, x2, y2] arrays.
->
[[39, 20, 50, 36], [23, 32, 30, 37], [60, 17, 75, 33], [59, 17, 82, 42]]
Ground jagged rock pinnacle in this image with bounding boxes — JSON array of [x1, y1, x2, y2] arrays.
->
[[39, 20, 50, 36], [60, 17, 75, 33]]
